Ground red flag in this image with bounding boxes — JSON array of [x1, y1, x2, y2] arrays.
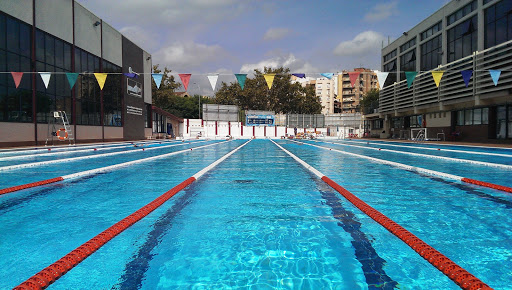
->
[[348, 72, 360, 87], [11, 72, 23, 88], [179, 73, 192, 91]]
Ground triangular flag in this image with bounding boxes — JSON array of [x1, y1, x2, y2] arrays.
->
[[66, 73, 79, 89], [11, 72, 23, 88], [152, 73, 163, 89], [207, 75, 219, 91], [321, 73, 333, 79], [292, 73, 305, 78], [405, 71, 418, 89], [39, 72, 52, 89], [489, 70, 501, 86], [263, 73, 276, 89], [348, 72, 361, 87], [376, 71, 389, 88], [460, 70, 473, 87], [431, 71, 444, 87], [123, 73, 138, 78], [94, 73, 107, 90], [235, 74, 247, 90], [179, 73, 192, 91]]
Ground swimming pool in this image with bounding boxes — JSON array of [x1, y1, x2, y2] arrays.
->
[[1, 139, 511, 289]]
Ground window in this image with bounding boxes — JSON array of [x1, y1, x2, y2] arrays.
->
[[0, 14, 32, 122], [421, 35, 442, 71], [400, 50, 416, 81], [383, 49, 397, 63], [456, 108, 489, 126], [421, 22, 442, 40], [447, 15, 478, 62], [75, 48, 101, 125], [400, 37, 416, 53], [447, 1, 477, 26], [485, 0, 512, 48], [457, 110, 464, 125], [383, 59, 397, 86], [102, 60, 122, 126], [144, 103, 151, 128]]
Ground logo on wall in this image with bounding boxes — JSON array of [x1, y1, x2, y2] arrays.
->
[[127, 78, 142, 98]]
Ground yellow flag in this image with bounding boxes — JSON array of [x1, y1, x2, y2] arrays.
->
[[94, 73, 108, 90], [431, 71, 444, 87], [263, 73, 276, 89]]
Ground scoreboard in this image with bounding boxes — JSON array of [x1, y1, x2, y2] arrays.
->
[[246, 114, 275, 126]]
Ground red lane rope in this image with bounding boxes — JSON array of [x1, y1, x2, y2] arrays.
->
[[321, 176, 492, 290], [14, 176, 196, 289], [462, 178, 512, 193], [0, 177, 64, 196]]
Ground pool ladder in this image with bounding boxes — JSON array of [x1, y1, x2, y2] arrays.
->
[[414, 129, 425, 142], [45, 111, 75, 146]]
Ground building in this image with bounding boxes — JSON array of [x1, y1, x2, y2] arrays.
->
[[151, 106, 183, 139], [338, 68, 378, 114], [0, 1, 152, 147], [315, 76, 338, 115], [370, 0, 512, 143]]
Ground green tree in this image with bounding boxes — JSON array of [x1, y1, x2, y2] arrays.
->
[[360, 88, 379, 114], [151, 65, 181, 109], [213, 67, 321, 114]]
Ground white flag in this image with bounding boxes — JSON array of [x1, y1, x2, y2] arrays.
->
[[207, 75, 219, 91], [376, 71, 389, 89], [39, 72, 52, 89]]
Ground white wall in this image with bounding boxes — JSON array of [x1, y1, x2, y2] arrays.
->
[[0, 0, 33, 25], [102, 21, 122, 66], [0, 122, 34, 143], [35, 0, 73, 43], [74, 2, 101, 56]]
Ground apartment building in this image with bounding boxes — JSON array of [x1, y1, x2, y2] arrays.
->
[[315, 76, 338, 115], [338, 68, 378, 114]]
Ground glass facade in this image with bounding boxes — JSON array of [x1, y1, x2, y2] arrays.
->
[[0, 13, 32, 122], [383, 60, 397, 87], [102, 60, 122, 127], [400, 49, 416, 81], [455, 107, 489, 126], [399, 38, 416, 53], [484, 0, 512, 48], [447, 15, 478, 62], [421, 22, 442, 41], [447, 0, 477, 26], [421, 35, 442, 71]]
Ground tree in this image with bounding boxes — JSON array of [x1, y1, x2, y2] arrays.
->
[[151, 65, 181, 109], [360, 88, 379, 114], [213, 67, 321, 114]]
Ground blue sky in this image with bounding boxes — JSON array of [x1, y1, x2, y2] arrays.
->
[[78, 0, 450, 95]]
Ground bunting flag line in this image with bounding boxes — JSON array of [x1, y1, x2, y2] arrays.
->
[[405, 71, 418, 89], [124, 73, 138, 78], [376, 71, 389, 89], [489, 70, 501, 86], [235, 74, 247, 90], [292, 73, 305, 78], [263, 73, 276, 89], [320, 73, 333, 79], [66, 73, 79, 89], [94, 73, 108, 90], [348, 72, 361, 87], [207, 75, 218, 91], [431, 71, 444, 88], [179, 73, 192, 91], [461, 70, 473, 87], [11, 72, 23, 88], [152, 73, 163, 89], [39, 72, 51, 89]]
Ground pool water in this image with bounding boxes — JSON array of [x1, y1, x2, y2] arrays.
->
[[0, 139, 511, 289]]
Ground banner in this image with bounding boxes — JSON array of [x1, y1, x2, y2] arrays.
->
[[320, 73, 333, 79], [405, 71, 418, 89], [66, 73, 79, 89], [11, 72, 23, 88], [292, 73, 305, 78], [179, 73, 192, 91], [489, 70, 501, 86], [39, 72, 51, 89], [460, 70, 473, 87], [207, 75, 218, 91], [94, 73, 108, 90], [431, 71, 444, 87], [124, 73, 138, 78], [376, 71, 389, 89], [263, 73, 276, 89], [235, 74, 247, 90], [152, 73, 163, 89], [348, 72, 360, 87]]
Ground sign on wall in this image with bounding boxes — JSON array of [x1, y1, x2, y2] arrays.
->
[[127, 105, 142, 116], [246, 114, 275, 126], [127, 78, 142, 98]]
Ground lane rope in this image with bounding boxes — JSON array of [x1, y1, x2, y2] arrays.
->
[[270, 139, 491, 290], [294, 140, 512, 194], [0, 141, 226, 196], [14, 140, 251, 289]]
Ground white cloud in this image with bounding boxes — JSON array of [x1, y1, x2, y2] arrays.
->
[[153, 42, 227, 71], [333, 31, 386, 56], [119, 26, 159, 52], [240, 54, 318, 75], [263, 28, 291, 41], [364, 1, 398, 22]]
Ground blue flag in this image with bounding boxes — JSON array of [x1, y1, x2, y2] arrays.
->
[[152, 73, 163, 89], [489, 70, 501, 86], [460, 70, 473, 87], [321, 73, 333, 79]]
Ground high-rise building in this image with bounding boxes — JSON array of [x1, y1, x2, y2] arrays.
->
[[315, 76, 337, 115], [338, 68, 378, 114], [370, 0, 512, 143]]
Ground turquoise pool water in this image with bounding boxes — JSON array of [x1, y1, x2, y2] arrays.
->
[[0, 139, 511, 289]]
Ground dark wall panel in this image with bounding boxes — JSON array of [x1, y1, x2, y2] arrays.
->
[[122, 36, 144, 140]]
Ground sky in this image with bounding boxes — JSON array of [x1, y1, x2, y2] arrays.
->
[[78, 0, 450, 96]]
